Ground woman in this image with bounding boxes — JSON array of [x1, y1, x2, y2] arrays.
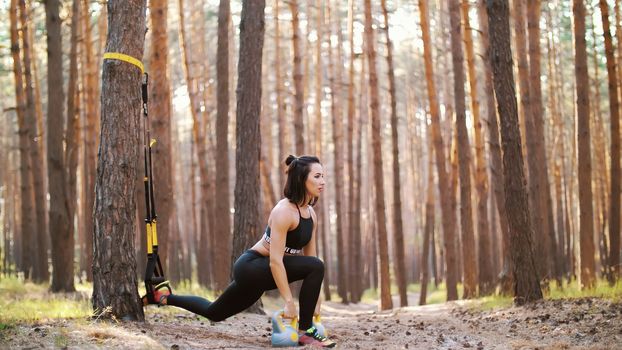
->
[[150, 155, 336, 348]]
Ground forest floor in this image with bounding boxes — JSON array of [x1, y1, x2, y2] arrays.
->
[[1, 289, 622, 350]]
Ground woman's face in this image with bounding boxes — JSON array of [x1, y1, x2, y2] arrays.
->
[[305, 163, 325, 198]]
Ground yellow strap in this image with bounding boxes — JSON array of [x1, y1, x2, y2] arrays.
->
[[146, 223, 153, 254], [103, 52, 144, 74], [151, 220, 158, 246]]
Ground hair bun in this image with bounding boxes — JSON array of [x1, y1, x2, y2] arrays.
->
[[285, 155, 297, 166]]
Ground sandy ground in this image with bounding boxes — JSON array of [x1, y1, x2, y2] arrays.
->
[[2, 293, 622, 349]]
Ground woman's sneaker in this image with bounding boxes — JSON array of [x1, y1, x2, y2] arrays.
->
[[298, 326, 336, 348], [141, 281, 171, 306]]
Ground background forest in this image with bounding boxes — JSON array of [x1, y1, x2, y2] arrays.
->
[[0, 0, 620, 320]]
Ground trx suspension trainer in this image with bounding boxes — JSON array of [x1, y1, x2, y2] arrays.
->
[[139, 73, 171, 305]]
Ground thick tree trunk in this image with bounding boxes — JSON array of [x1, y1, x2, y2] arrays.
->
[[602, 0, 621, 283], [45, 0, 74, 292], [214, 0, 232, 291], [364, 0, 392, 311], [572, 0, 596, 289], [149, 0, 174, 276], [486, 0, 543, 305], [477, 0, 513, 295], [92, 0, 147, 321], [419, 0, 459, 301], [381, 0, 407, 307], [232, 0, 266, 314], [463, 0, 493, 296]]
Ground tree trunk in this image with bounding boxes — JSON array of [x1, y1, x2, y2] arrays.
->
[[82, 0, 98, 282], [449, 0, 477, 299], [149, 0, 174, 277], [325, 1, 348, 304], [364, 0, 392, 311], [486, 0, 543, 305], [419, 0, 459, 301], [463, 0, 493, 296], [419, 118, 435, 306], [45, 0, 74, 292], [232, 0, 266, 314], [289, 0, 305, 154], [10, 0, 35, 280], [92, 0, 147, 321], [178, 0, 212, 287], [380, 0, 407, 307], [213, 0, 232, 291], [65, 0, 81, 288], [477, 0, 512, 295], [602, 0, 621, 283], [572, 0, 596, 289], [513, 0, 548, 281], [19, 0, 48, 283], [528, 0, 558, 284]]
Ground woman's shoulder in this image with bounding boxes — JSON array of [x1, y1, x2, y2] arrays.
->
[[270, 199, 297, 220]]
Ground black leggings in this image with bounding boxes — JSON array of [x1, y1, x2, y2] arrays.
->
[[166, 249, 325, 330]]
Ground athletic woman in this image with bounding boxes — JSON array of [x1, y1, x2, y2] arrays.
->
[[150, 155, 336, 348]]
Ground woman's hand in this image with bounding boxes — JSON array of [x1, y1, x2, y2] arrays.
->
[[283, 300, 297, 319]]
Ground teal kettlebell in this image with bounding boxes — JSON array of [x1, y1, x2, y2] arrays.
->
[[271, 310, 299, 347]]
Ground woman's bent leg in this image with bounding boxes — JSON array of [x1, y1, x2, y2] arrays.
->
[[281, 256, 325, 330]]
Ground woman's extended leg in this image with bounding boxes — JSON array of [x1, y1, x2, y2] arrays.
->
[[166, 281, 263, 321]]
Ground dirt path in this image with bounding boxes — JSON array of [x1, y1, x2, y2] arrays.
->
[[3, 296, 621, 349]]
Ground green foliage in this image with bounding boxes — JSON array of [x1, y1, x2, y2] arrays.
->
[[0, 276, 90, 324], [545, 279, 622, 301]]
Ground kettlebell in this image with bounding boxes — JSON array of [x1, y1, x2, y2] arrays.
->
[[271, 310, 299, 347], [313, 314, 327, 337]]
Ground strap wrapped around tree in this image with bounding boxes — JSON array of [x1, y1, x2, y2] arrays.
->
[[140, 73, 170, 304]]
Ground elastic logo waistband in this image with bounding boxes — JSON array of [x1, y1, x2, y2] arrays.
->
[[263, 234, 302, 255]]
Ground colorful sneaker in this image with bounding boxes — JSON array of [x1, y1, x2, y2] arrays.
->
[[298, 326, 336, 348], [141, 281, 172, 306]]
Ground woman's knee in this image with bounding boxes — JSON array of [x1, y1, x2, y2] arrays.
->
[[307, 256, 325, 276]]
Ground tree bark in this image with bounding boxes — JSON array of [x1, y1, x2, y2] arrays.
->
[[92, 0, 147, 321], [10, 0, 35, 280], [232, 0, 266, 314], [380, 0, 407, 307], [419, 0, 459, 301], [215, 0, 232, 292], [289, 0, 305, 154], [149, 0, 174, 277], [65, 0, 81, 288], [45, 0, 74, 292], [19, 0, 48, 283], [477, 0, 513, 294], [528, 0, 558, 283], [463, 0, 493, 296], [449, 0, 477, 299], [601, 0, 620, 283], [364, 0, 392, 311], [486, 0, 543, 305], [572, 0, 596, 289], [326, 1, 348, 304]]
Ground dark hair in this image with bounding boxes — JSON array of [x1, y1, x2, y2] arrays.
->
[[283, 155, 321, 206]]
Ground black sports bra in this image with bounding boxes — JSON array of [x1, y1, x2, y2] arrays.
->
[[263, 204, 313, 254]]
